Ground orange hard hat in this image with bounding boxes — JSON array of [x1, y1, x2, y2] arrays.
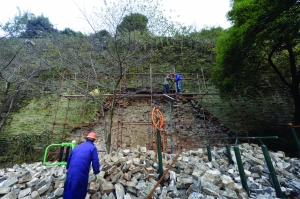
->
[[86, 132, 97, 140]]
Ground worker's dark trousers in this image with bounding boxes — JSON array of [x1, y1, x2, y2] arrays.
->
[[164, 85, 170, 94]]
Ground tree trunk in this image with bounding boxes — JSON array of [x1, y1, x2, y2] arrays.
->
[[107, 96, 115, 154], [286, 40, 300, 125]]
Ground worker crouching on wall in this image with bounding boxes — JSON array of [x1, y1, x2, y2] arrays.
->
[[63, 132, 100, 199]]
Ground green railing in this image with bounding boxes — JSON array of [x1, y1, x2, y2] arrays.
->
[[43, 140, 76, 166], [207, 136, 283, 198], [288, 122, 300, 155]]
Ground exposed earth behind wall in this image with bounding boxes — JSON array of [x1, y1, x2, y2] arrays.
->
[[66, 93, 297, 159], [67, 96, 251, 156]]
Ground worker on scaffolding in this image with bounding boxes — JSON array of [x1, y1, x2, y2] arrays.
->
[[172, 72, 182, 93], [163, 74, 171, 94], [63, 132, 100, 199]]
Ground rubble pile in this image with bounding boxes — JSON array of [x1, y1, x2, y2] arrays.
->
[[1, 143, 300, 199]]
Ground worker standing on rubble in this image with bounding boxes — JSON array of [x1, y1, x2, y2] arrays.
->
[[63, 132, 100, 199], [172, 72, 182, 93]]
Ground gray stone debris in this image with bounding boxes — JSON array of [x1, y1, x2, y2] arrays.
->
[[0, 144, 300, 198]]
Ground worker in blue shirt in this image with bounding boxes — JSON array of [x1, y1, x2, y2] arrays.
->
[[172, 72, 182, 93], [63, 132, 100, 199]]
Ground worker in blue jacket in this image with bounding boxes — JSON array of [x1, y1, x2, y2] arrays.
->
[[172, 72, 182, 93], [63, 132, 100, 199]]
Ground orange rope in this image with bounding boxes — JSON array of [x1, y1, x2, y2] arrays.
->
[[151, 106, 166, 152], [151, 106, 164, 131]]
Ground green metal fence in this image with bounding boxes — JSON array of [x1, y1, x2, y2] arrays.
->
[[207, 136, 283, 198]]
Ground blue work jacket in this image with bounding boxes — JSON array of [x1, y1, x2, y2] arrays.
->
[[63, 140, 100, 199], [175, 74, 182, 81]]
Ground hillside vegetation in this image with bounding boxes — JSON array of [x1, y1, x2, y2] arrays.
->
[[0, 0, 299, 163]]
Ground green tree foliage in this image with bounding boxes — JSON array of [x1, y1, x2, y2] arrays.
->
[[95, 30, 111, 37], [20, 15, 58, 38], [211, 0, 300, 124], [60, 28, 83, 37], [117, 13, 148, 32], [1, 9, 58, 38], [88, 30, 111, 50], [151, 27, 223, 74], [0, 8, 35, 37]]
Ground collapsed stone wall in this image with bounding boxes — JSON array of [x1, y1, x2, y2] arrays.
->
[[68, 97, 232, 154], [1, 143, 299, 198]]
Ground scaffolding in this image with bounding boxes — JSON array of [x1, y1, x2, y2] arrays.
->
[[47, 67, 248, 153]]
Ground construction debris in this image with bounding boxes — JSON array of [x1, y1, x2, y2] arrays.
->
[[1, 143, 300, 198]]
